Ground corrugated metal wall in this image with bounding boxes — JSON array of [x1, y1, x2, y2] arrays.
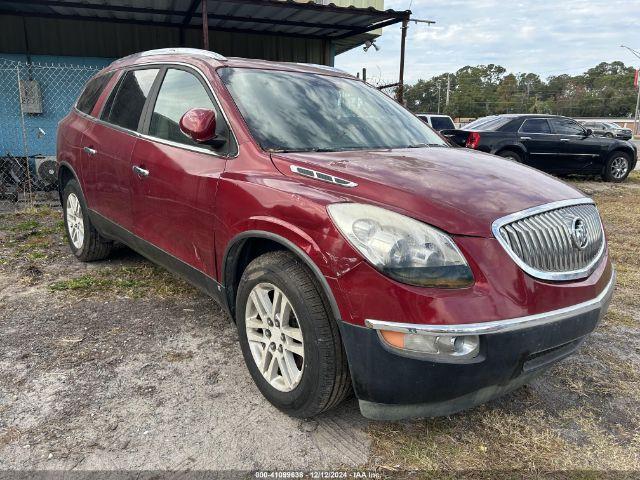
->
[[0, 15, 326, 63]]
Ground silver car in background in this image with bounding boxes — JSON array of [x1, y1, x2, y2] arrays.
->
[[581, 121, 633, 140]]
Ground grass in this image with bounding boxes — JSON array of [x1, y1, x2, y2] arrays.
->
[[370, 175, 640, 474], [48, 264, 193, 299]]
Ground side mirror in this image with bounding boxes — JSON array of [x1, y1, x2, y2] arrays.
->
[[585, 128, 593, 137], [179, 108, 225, 147]]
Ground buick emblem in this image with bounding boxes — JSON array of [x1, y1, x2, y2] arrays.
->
[[570, 217, 589, 250]]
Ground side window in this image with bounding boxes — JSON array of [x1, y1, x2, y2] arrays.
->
[[148, 68, 222, 148], [76, 72, 113, 115], [520, 118, 551, 134], [101, 69, 159, 131], [550, 118, 585, 136]]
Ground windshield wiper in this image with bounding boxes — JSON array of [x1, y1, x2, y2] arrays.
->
[[267, 147, 339, 153], [405, 143, 447, 148]]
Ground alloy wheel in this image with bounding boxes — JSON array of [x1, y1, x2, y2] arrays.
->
[[245, 282, 305, 392], [66, 193, 85, 249], [610, 157, 629, 180]]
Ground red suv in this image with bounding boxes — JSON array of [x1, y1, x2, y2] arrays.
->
[[57, 49, 615, 420]]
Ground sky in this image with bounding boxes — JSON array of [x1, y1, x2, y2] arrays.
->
[[334, 0, 640, 85]]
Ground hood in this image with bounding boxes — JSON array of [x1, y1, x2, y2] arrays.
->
[[271, 147, 585, 237]]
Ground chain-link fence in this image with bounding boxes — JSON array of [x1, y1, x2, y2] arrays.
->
[[0, 59, 101, 211]]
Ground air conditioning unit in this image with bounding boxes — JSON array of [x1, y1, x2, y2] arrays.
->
[[19, 79, 43, 114]]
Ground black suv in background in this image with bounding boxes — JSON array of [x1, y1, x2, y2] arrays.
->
[[580, 121, 633, 140], [442, 114, 637, 182]]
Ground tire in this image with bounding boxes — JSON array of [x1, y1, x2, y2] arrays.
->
[[605, 132, 614, 138], [236, 251, 352, 418], [62, 178, 112, 261], [497, 149, 522, 163], [602, 151, 631, 183]]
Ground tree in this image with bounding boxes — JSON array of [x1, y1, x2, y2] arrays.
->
[[401, 61, 637, 119]]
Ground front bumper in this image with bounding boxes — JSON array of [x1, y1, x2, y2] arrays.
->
[[340, 270, 615, 420]]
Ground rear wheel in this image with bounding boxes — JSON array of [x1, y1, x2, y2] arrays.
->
[[236, 251, 351, 417], [62, 179, 113, 261], [602, 152, 631, 182], [497, 149, 522, 163]]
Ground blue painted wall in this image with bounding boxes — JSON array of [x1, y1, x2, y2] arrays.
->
[[0, 54, 113, 157]]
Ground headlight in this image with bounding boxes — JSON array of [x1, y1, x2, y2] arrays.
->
[[327, 203, 474, 288]]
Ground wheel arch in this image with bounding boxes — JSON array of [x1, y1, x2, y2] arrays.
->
[[222, 230, 342, 323], [606, 145, 635, 162], [57, 161, 81, 205], [495, 144, 526, 159]]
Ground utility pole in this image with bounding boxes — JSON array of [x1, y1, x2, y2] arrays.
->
[[436, 81, 442, 114], [202, 0, 209, 50], [445, 74, 450, 108], [397, 17, 436, 104], [396, 17, 409, 104], [620, 45, 640, 136]]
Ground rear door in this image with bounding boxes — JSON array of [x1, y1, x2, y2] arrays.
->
[[82, 67, 160, 231], [517, 118, 560, 171], [549, 117, 601, 173], [130, 66, 234, 278]]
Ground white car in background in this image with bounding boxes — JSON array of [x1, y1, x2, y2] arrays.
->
[[416, 114, 456, 131]]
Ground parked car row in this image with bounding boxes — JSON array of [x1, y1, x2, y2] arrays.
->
[[58, 49, 615, 420], [440, 114, 637, 182]]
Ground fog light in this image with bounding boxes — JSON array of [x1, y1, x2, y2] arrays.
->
[[380, 330, 479, 359]]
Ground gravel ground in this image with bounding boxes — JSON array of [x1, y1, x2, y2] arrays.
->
[[1, 173, 639, 475], [0, 209, 369, 471]]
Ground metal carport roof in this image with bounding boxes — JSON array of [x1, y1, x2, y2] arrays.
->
[[0, 0, 410, 54]]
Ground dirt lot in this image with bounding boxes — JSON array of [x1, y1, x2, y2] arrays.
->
[[1, 173, 639, 475]]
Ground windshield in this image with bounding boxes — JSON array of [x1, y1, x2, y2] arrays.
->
[[466, 116, 513, 131], [604, 122, 621, 129], [430, 116, 455, 130], [463, 116, 495, 130], [218, 68, 448, 152]]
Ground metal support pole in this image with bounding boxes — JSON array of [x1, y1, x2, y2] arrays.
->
[[201, 0, 209, 50], [634, 83, 640, 136], [396, 17, 408, 104], [620, 45, 640, 136]]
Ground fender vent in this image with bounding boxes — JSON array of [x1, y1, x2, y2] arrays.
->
[[290, 165, 357, 188]]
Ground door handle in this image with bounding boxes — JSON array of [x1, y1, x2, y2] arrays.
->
[[520, 136, 532, 140], [560, 138, 570, 142], [132, 165, 150, 177], [83, 146, 97, 156]]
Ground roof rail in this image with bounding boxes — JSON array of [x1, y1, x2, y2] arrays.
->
[[112, 48, 227, 66]]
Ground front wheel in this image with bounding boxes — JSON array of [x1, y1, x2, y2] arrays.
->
[[236, 251, 352, 417], [602, 152, 631, 182]]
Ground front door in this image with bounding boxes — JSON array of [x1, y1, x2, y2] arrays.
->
[[83, 67, 160, 231], [517, 118, 560, 172], [549, 118, 601, 173], [130, 67, 235, 279]]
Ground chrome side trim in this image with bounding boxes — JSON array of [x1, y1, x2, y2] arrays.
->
[[290, 165, 358, 188], [365, 269, 615, 336], [491, 198, 606, 281]]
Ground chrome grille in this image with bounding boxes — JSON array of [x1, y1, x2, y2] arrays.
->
[[493, 200, 604, 281]]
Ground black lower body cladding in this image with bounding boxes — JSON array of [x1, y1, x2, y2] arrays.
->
[[339, 293, 611, 421]]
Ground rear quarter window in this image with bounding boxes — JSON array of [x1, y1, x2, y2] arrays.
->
[[76, 72, 114, 115], [101, 68, 159, 131]]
